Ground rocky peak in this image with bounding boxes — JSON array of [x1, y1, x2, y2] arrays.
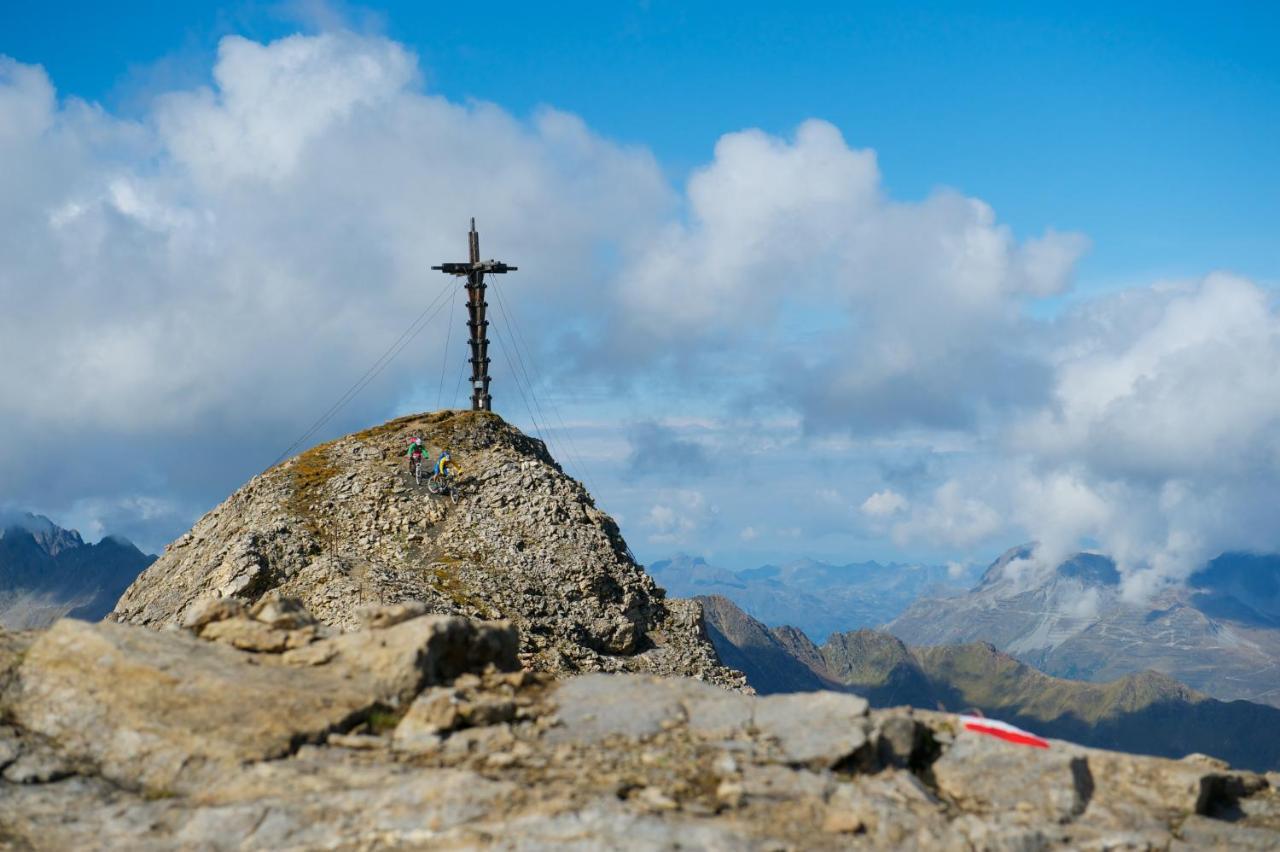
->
[[769, 624, 828, 673], [696, 594, 829, 694], [978, 545, 1120, 593], [2, 514, 154, 630], [1056, 552, 1121, 587], [112, 410, 741, 686], [0, 512, 84, 558], [977, 543, 1036, 588], [821, 629, 916, 684]]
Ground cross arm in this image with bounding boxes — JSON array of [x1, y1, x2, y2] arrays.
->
[[432, 260, 518, 276]]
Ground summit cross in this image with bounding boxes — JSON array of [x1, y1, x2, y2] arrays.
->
[[432, 218, 518, 412]]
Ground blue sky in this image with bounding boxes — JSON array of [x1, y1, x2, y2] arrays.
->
[[2, 2, 1278, 592]]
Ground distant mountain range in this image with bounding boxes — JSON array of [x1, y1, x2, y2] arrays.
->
[[650, 553, 980, 641], [888, 546, 1280, 708], [0, 511, 155, 629], [699, 594, 1280, 772]]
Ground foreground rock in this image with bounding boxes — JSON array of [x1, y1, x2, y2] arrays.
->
[[3, 611, 1280, 849], [7, 609, 516, 795], [113, 410, 739, 687]]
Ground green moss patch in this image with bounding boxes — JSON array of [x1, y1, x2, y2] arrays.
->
[[287, 444, 341, 537]]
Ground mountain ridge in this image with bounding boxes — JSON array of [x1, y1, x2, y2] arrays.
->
[[0, 512, 154, 629], [889, 545, 1280, 707], [700, 594, 1280, 772]]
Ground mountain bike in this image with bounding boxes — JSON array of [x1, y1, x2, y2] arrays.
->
[[410, 456, 425, 486], [427, 470, 459, 504]]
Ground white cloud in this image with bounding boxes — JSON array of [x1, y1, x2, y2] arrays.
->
[[1007, 274, 1280, 593], [892, 480, 1003, 551], [2, 28, 1275, 592], [609, 119, 1087, 433], [0, 35, 671, 546], [156, 34, 420, 182], [885, 273, 1280, 598], [616, 120, 879, 333], [1021, 274, 1280, 480], [860, 488, 908, 518], [643, 490, 712, 545]]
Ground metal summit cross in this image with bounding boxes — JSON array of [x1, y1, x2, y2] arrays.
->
[[432, 218, 518, 412]]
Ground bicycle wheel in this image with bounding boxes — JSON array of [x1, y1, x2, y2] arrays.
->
[[427, 475, 443, 495]]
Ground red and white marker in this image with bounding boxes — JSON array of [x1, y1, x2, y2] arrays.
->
[[958, 715, 1050, 749]]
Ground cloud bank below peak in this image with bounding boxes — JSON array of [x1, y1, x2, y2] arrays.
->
[[890, 273, 1280, 599]]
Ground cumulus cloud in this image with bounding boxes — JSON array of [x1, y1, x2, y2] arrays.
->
[[1007, 274, 1280, 596], [886, 273, 1280, 599], [860, 489, 908, 518], [642, 490, 714, 546], [608, 118, 1088, 433], [2, 27, 1274, 593], [0, 34, 670, 547], [892, 480, 1004, 551], [1020, 275, 1280, 481], [156, 34, 420, 182]]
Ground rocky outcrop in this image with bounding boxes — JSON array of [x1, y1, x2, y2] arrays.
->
[[112, 410, 740, 686], [8, 610, 516, 795], [3, 609, 1280, 849]]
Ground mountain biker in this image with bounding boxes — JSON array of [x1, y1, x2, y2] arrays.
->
[[405, 436, 427, 475], [433, 449, 459, 483]]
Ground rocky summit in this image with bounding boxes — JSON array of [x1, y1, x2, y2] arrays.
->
[[112, 410, 739, 686], [4, 601, 1280, 849]]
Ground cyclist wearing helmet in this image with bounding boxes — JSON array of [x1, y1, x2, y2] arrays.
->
[[405, 436, 427, 474], [434, 449, 459, 481]]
